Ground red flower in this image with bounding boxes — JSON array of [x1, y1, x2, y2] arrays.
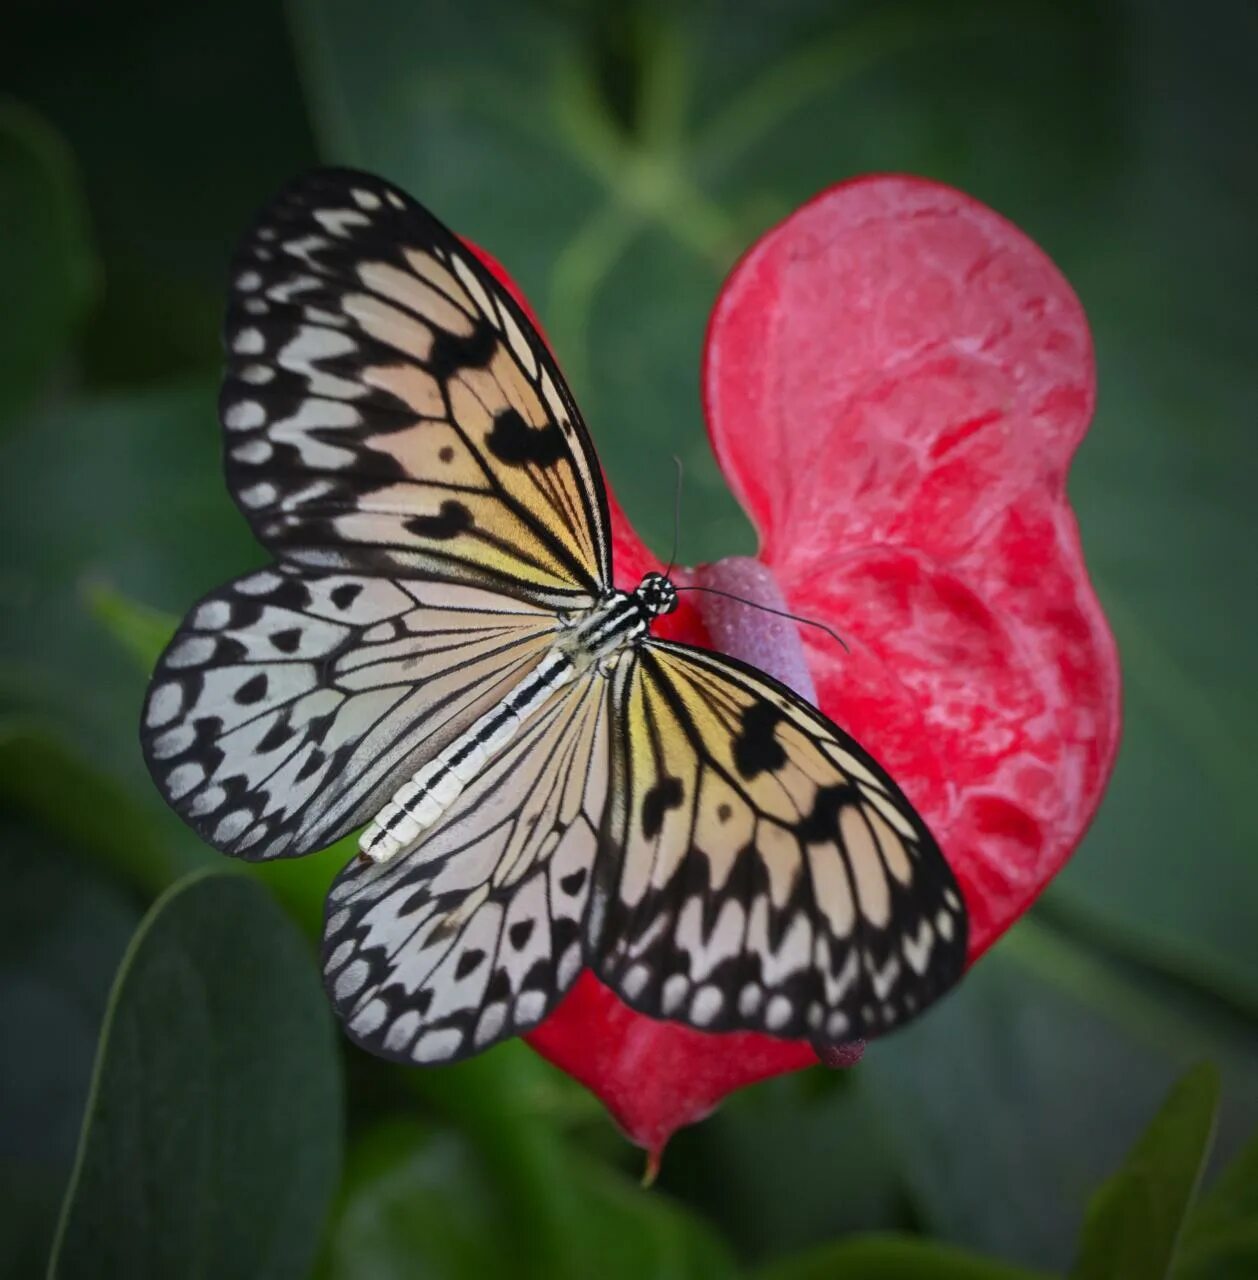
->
[[469, 175, 1121, 1159]]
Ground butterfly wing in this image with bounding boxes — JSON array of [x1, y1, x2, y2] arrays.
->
[[220, 167, 610, 607], [141, 564, 564, 860], [322, 670, 612, 1063], [592, 641, 967, 1043]]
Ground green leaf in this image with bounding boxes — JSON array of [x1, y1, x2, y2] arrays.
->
[[758, 1233, 1051, 1280], [1175, 1126, 1258, 1279], [0, 825, 138, 1280], [49, 872, 342, 1279], [0, 102, 95, 432], [324, 1119, 509, 1280], [1071, 1063, 1219, 1279], [864, 930, 1258, 1272], [0, 717, 174, 894], [326, 1109, 733, 1280], [85, 582, 176, 672]]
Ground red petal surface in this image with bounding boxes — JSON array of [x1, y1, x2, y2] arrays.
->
[[466, 180, 1121, 1155], [705, 176, 1121, 957]]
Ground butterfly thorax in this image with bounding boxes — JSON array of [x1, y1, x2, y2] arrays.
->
[[559, 572, 678, 672], [358, 572, 678, 864]]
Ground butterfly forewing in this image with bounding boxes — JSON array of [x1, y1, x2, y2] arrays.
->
[[592, 641, 967, 1043], [220, 168, 610, 607], [323, 669, 613, 1064], [141, 565, 563, 859]]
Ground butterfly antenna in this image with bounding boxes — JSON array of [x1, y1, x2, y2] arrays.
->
[[664, 455, 684, 579], [674, 585, 851, 654]]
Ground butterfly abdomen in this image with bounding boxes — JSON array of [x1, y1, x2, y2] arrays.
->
[[358, 587, 657, 865]]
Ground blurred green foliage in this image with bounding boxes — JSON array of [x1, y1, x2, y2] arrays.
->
[[2, 0, 1256, 1275]]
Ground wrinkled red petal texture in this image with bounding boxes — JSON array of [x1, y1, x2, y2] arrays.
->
[[705, 176, 1121, 957]]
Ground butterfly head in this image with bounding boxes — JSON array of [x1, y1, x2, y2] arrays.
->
[[635, 572, 679, 619]]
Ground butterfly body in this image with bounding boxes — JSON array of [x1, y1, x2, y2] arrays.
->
[[360, 573, 677, 864], [141, 168, 967, 1066]]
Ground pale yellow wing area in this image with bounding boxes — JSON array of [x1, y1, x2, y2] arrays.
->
[[219, 169, 610, 608], [592, 641, 967, 1043]]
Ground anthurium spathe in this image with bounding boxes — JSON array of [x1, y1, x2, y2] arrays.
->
[[470, 175, 1121, 1158]]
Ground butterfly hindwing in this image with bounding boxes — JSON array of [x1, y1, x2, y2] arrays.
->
[[592, 641, 967, 1043], [323, 669, 613, 1064], [141, 564, 563, 860], [220, 168, 610, 606]]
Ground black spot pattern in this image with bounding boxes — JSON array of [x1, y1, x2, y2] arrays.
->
[[404, 500, 472, 540], [641, 775, 684, 839], [732, 701, 787, 778], [486, 408, 567, 468]]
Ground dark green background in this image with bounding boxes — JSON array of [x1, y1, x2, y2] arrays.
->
[[2, 1, 1256, 1276]]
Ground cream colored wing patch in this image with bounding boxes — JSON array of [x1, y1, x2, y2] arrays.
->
[[220, 168, 610, 608], [140, 564, 561, 860], [323, 669, 612, 1064], [592, 641, 967, 1043]]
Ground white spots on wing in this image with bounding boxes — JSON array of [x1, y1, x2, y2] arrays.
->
[[195, 598, 232, 629], [903, 919, 935, 975], [325, 906, 350, 933], [475, 1002, 507, 1047], [241, 363, 274, 385], [214, 809, 252, 844], [281, 233, 331, 267], [239, 481, 278, 510], [233, 328, 265, 355], [314, 207, 370, 237], [335, 958, 370, 1002], [936, 908, 955, 941], [167, 635, 217, 668], [384, 191, 404, 210], [351, 187, 381, 211], [514, 990, 546, 1025], [269, 399, 362, 469], [150, 724, 195, 759], [267, 274, 321, 304], [622, 963, 651, 1000], [944, 888, 961, 911], [224, 399, 265, 431], [244, 298, 269, 316], [557, 942, 583, 988], [188, 784, 226, 817], [826, 1011, 849, 1040], [236, 570, 283, 596], [326, 940, 354, 971], [166, 761, 205, 799], [278, 326, 363, 399], [231, 439, 273, 465], [413, 1028, 463, 1063], [690, 985, 723, 1026], [738, 984, 762, 1017], [766, 994, 793, 1031], [807, 1003, 823, 1030], [384, 1011, 420, 1053], [236, 270, 262, 292], [257, 226, 277, 242], [349, 999, 387, 1037], [146, 681, 182, 727], [661, 974, 688, 1015], [869, 951, 901, 1000]]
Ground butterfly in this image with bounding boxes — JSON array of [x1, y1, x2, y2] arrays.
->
[[140, 168, 967, 1066]]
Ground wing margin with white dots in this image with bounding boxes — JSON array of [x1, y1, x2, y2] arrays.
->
[[322, 668, 612, 1064], [140, 563, 562, 861], [591, 640, 967, 1044], [219, 167, 610, 608]]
